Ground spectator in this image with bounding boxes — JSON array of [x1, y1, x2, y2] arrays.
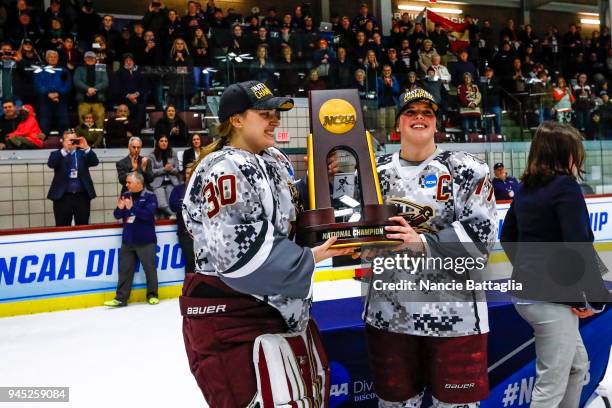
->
[[58, 36, 82, 74], [430, 54, 451, 91], [17, 39, 42, 106], [304, 69, 326, 92], [499, 18, 519, 44], [562, 23, 582, 63], [329, 46, 354, 89], [354, 68, 375, 129], [335, 16, 355, 53], [481, 67, 503, 136], [553, 76, 574, 124], [0, 101, 20, 148], [298, 16, 318, 65], [42, 17, 65, 51], [312, 39, 336, 82], [181, 132, 204, 170], [46, 130, 99, 226], [408, 22, 426, 54], [34, 50, 71, 136], [77, 0, 101, 50], [248, 44, 275, 89], [417, 39, 439, 76], [162, 9, 185, 53], [167, 38, 195, 111], [113, 53, 145, 134], [458, 72, 482, 135], [74, 51, 108, 129], [252, 26, 271, 53], [492, 162, 519, 200], [116, 136, 151, 193], [190, 27, 210, 90], [99, 15, 120, 51], [428, 23, 450, 65], [142, 0, 168, 38], [4, 104, 44, 149], [385, 47, 407, 77], [262, 7, 280, 31], [593, 91, 612, 139], [351, 3, 379, 32], [572, 73, 594, 132], [154, 104, 188, 147], [42, 0, 74, 35], [0, 42, 22, 106], [105, 104, 136, 148], [398, 38, 414, 73], [148, 135, 180, 218], [181, 0, 205, 41], [277, 45, 303, 96], [353, 31, 369, 66], [510, 58, 527, 93], [138, 30, 164, 111], [450, 49, 477, 87], [76, 112, 103, 148], [104, 171, 159, 307], [403, 70, 419, 91], [377, 64, 400, 136], [364, 49, 380, 90], [9, 12, 40, 48], [276, 24, 299, 56], [531, 70, 555, 123]]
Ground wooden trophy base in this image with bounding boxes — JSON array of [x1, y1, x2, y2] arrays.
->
[[296, 204, 402, 248]]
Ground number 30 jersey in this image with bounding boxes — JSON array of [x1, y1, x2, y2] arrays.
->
[[366, 148, 498, 337], [183, 146, 314, 332]]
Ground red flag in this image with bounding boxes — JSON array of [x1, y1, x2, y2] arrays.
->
[[426, 9, 470, 53]]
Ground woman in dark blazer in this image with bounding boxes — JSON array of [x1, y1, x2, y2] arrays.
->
[[501, 122, 609, 408], [181, 133, 205, 171], [154, 104, 188, 147]]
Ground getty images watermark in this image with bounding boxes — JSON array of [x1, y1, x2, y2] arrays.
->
[[370, 252, 523, 293]]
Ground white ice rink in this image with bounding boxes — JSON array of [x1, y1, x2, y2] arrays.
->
[[0, 280, 362, 408]]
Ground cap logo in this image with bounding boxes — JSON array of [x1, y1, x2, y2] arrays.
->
[[404, 88, 434, 104], [251, 83, 272, 100], [318, 99, 357, 134]]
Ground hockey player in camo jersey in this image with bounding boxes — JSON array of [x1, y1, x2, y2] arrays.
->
[[360, 89, 497, 408], [181, 81, 352, 407]]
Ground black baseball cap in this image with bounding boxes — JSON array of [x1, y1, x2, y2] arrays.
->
[[494, 162, 504, 169], [218, 81, 294, 123], [396, 88, 438, 121]]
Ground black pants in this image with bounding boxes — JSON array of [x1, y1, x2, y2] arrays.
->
[[116, 242, 158, 303], [52, 192, 91, 227], [178, 233, 195, 274]]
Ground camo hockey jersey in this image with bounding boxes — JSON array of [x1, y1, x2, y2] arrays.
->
[[365, 148, 497, 337], [183, 145, 314, 333]]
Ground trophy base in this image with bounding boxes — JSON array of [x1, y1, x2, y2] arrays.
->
[[296, 204, 402, 248]]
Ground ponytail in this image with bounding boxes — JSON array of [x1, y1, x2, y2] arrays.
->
[[192, 119, 235, 171]]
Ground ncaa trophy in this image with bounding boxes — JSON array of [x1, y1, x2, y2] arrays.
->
[[296, 89, 400, 248]]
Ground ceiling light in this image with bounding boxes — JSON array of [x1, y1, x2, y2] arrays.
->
[[580, 18, 600, 25]]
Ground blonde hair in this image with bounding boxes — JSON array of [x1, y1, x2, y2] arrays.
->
[[199, 116, 240, 162]]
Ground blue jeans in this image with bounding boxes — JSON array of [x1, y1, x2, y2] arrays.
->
[[575, 110, 590, 132], [485, 106, 502, 135], [462, 116, 479, 133], [538, 107, 553, 124], [193, 68, 211, 90]]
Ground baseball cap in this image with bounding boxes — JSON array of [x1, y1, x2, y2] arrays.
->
[[218, 81, 294, 123], [84, 51, 96, 58], [395, 88, 438, 121], [494, 162, 504, 170]]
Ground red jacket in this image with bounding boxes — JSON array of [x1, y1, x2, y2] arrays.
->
[[6, 105, 44, 148]]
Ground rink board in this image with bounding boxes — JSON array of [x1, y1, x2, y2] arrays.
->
[[2, 197, 612, 316]]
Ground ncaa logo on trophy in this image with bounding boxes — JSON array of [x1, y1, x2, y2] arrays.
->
[[296, 89, 401, 248]]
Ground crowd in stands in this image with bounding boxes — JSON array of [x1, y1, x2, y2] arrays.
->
[[0, 0, 610, 148]]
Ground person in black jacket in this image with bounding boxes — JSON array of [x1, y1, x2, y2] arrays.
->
[[501, 122, 610, 408], [46, 130, 99, 226], [481, 67, 503, 135], [112, 54, 146, 134], [154, 104, 188, 146], [181, 132, 205, 170]]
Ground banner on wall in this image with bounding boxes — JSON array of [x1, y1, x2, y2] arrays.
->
[[1, 196, 612, 303]]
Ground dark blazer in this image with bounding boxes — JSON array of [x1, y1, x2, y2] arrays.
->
[[501, 175, 610, 308], [182, 147, 200, 170], [47, 148, 99, 200], [116, 155, 153, 192]]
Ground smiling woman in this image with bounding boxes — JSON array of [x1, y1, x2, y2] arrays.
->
[[180, 80, 354, 406]]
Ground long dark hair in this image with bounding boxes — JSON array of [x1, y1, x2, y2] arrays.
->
[[521, 122, 585, 188], [153, 135, 173, 164]]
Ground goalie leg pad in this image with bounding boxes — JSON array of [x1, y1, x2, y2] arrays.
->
[[252, 319, 330, 408]]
